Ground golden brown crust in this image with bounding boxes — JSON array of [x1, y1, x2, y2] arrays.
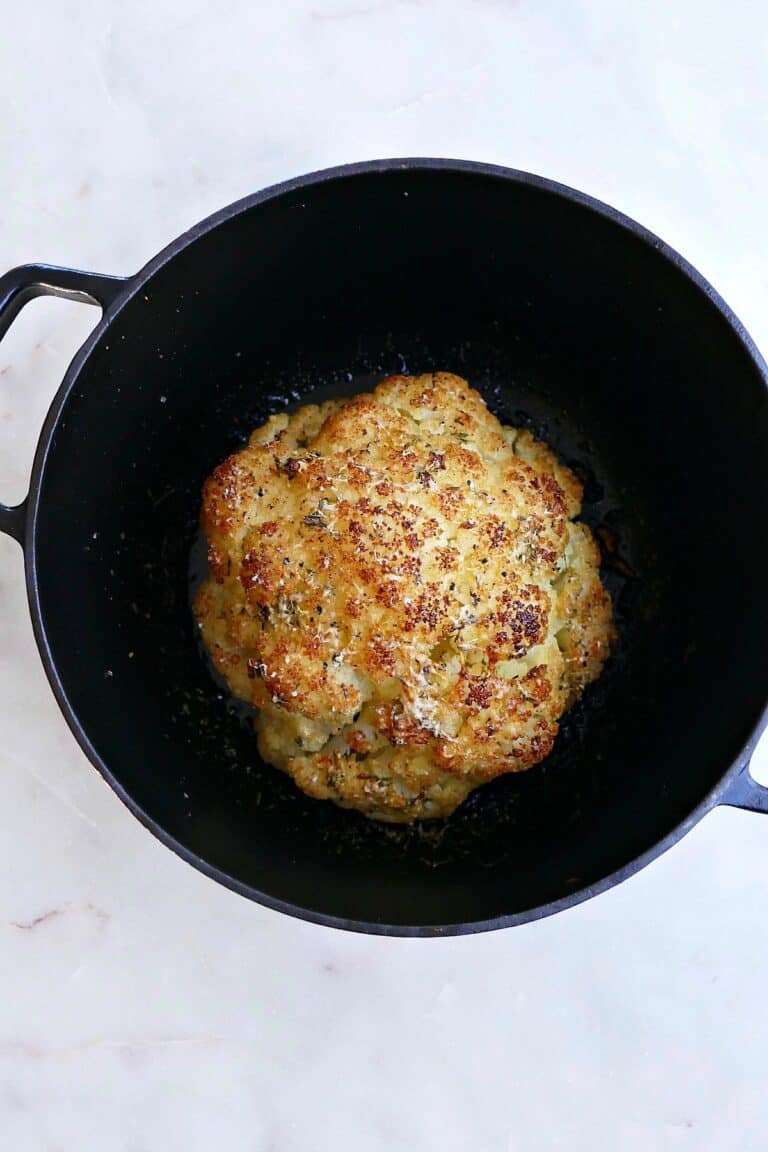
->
[[194, 373, 614, 821]]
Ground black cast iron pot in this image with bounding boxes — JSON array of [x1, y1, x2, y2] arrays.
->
[[2, 160, 767, 936]]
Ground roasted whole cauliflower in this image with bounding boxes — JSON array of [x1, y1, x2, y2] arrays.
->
[[194, 373, 613, 822]]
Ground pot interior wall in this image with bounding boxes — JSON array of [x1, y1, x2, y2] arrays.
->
[[33, 168, 768, 928]]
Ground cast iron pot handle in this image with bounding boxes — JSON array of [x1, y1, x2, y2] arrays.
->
[[721, 758, 768, 814], [0, 263, 128, 544]]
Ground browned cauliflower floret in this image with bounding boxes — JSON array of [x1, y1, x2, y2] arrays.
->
[[194, 372, 614, 822]]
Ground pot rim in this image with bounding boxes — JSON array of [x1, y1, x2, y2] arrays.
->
[[22, 157, 768, 936]]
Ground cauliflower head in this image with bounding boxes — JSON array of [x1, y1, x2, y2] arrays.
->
[[194, 372, 613, 822]]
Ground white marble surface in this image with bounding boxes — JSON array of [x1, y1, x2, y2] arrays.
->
[[1, 2, 768, 1148]]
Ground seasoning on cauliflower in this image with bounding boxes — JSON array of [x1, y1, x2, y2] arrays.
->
[[194, 372, 614, 822]]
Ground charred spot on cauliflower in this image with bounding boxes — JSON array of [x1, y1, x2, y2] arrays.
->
[[194, 372, 614, 822]]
